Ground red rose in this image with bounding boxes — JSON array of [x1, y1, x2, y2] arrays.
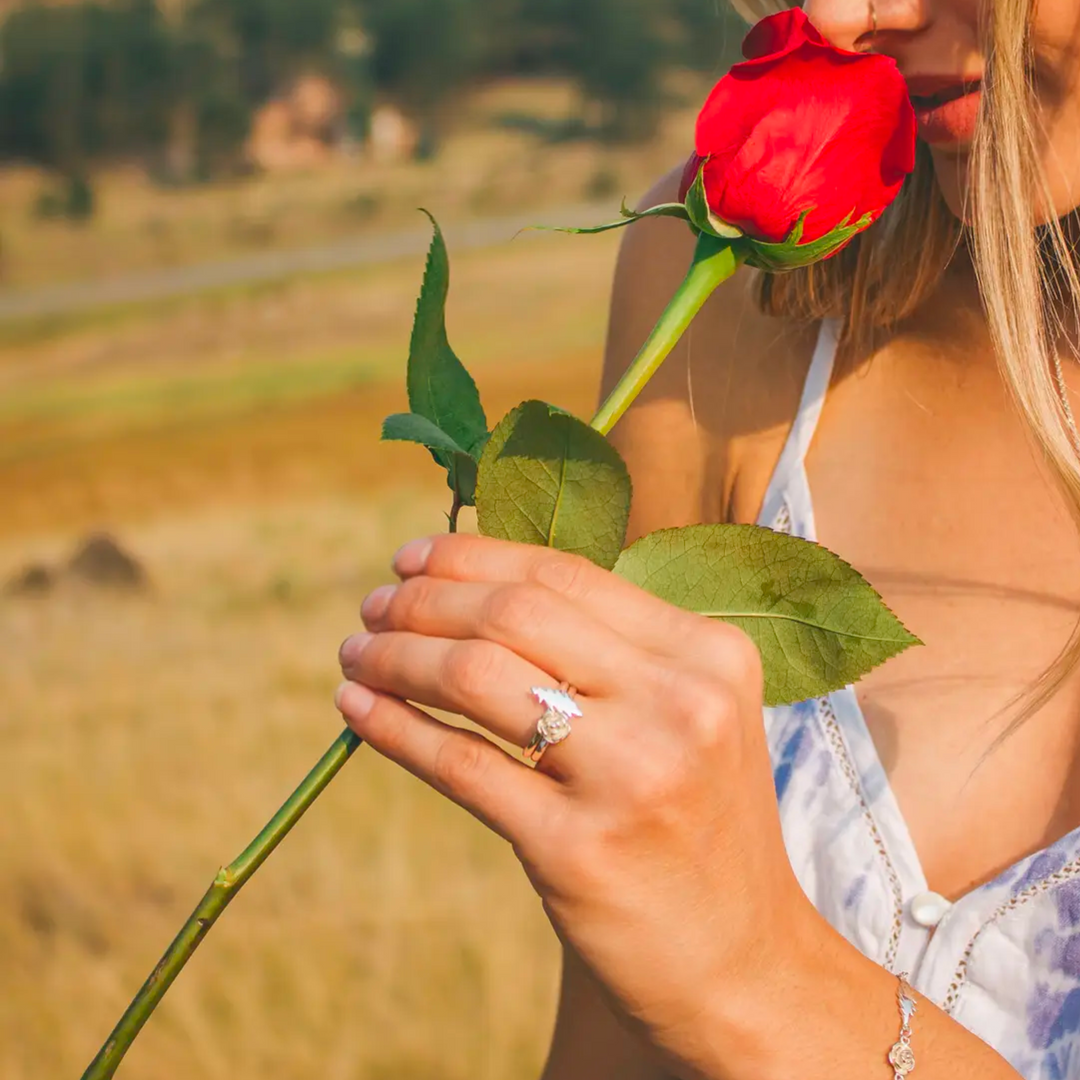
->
[[678, 9, 916, 245]]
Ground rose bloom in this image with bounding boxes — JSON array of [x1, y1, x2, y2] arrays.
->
[[679, 9, 916, 244]]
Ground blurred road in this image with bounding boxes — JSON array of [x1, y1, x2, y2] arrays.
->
[[0, 203, 616, 322]]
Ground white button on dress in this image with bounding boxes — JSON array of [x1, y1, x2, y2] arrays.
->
[[908, 891, 953, 928]]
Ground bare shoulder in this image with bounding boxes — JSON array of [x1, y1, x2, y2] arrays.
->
[[601, 166, 818, 539]]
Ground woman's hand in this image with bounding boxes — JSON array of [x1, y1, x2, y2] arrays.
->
[[336, 533, 830, 1077]]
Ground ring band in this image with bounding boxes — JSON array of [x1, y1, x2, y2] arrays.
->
[[524, 684, 582, 762]]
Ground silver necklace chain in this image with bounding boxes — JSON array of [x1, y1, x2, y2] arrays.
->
[[1052, 349, 1080, 453]]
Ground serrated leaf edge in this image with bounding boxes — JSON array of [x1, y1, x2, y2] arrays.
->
[[615, 523, 923, 647], [407, 209, 488, 445]]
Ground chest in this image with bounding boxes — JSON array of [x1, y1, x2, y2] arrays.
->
[[735, 333, 1080, 902], [739, 333, 1080, 1075]]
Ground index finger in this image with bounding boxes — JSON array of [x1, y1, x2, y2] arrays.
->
[[390, 534, 727, 669]]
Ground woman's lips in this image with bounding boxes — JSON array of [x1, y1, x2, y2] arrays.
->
[[909, 81, 983, 147]]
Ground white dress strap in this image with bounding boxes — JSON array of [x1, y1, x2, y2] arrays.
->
[[757, 317, 840, 541]]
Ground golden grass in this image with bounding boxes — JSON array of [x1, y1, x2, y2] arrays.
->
[[1, 492, 562, 1080], [0, 229, 619, 1079]]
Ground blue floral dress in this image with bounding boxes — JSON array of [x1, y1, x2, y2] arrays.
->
[[760, 319, 1080, 1077]]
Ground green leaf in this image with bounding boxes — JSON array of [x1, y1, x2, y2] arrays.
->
[[382, 412, 468, 456], [407, 210, 488, 458], [685, 165, 744, 240], [381, 413, 480, 507], [532, 200, 692, 237], [613, 524, 920, 706], [475, 400, 632, 570], [744, 210, 874, 272]]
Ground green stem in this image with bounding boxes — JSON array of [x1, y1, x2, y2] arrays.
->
[[80, 225, 742, 1080], [80, 727, 364, 1080], [589, 232, 743, 436]]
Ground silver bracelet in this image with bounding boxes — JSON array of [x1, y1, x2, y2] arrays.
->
[[888, 972, 918, 1078]]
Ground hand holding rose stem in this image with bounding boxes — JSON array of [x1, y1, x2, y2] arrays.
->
[[80, 12, 916, 1077]]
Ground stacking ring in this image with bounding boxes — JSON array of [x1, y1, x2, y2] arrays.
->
[[524, 683, 582, 762]]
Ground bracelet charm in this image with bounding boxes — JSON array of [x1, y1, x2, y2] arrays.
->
[[888, 973, 918, 1077]]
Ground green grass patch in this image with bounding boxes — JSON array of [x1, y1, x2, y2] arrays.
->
[[0, 346, 393, 469]]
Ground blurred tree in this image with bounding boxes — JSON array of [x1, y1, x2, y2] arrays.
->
[[542, 0, 667, 142], [156, 15, 256, 182], [354, 0, 481, 151], [0, 0, 743, 181], [469, 0, 562, 74], [671, 0, 747, 74], [172, 30, 252, 180], [188, 0, 343, 103], [0, 0, 174, 214], [33, 172, 96, 222], [590, 0, 667, 140], [0, 1, 167, 166]]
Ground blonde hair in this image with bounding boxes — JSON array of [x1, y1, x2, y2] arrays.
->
[[736, 0, 1080, 741]]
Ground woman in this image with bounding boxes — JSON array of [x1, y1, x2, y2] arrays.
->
[[336, 1, 1080, 1076]]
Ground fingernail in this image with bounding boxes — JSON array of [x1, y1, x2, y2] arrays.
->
[[335, 680, 376, 717], [338, 632, 374, 667], [392, 537, 433, 577], [361, 584, 398, 623]]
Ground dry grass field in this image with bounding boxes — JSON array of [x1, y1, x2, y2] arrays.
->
[[0, 78, 703, 291], [0, 226, 623, 1079]]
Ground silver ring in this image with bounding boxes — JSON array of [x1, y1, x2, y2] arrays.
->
[[524, 683, 582, 762]]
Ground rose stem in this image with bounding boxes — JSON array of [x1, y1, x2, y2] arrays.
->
[[448, 490, 464, 534], [590, 231, 742, 436], [79, 227, 739, 1080], [79, 727, 363, 1080]]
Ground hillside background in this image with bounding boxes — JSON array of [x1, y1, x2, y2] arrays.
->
[[0, 3, 744, 1078]]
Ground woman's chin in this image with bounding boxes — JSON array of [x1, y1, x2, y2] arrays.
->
[[930, 144, 1080, 229], [929, 148, 972, 225]]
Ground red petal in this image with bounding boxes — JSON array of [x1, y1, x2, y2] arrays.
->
[[741, 9, 827, 62], [697, 49, 916, 243]]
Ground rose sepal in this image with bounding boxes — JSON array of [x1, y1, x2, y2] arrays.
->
[[536, 198, 692, 237], [741, 208, 873, 272], [684, 164, 744, 241]]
